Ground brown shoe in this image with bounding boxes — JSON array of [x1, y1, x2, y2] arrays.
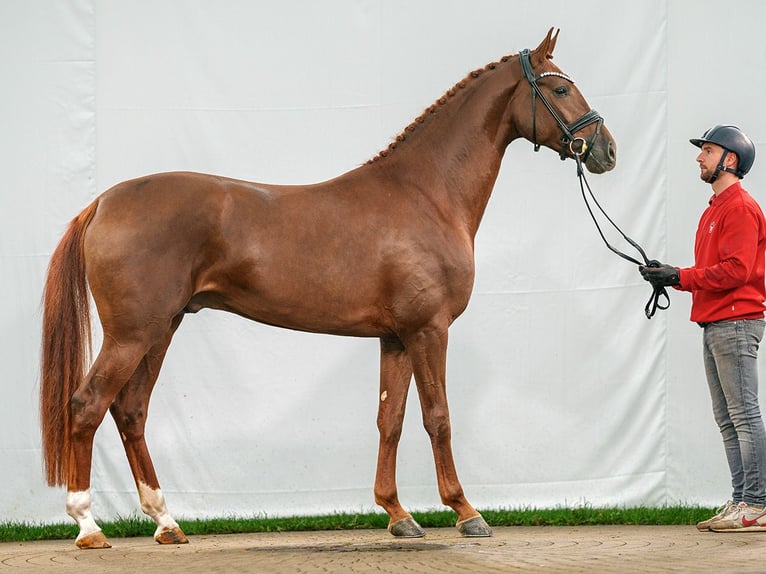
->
[[696, 500, 735, 531]]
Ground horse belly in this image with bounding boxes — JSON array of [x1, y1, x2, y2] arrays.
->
[[199, 250, 393, 337], [204, 240, 471, 339]]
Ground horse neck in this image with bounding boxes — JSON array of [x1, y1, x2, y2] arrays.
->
[[373, 61, 522, 238]]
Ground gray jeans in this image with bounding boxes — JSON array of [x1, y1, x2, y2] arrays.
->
[[703, 319, 766, 506]]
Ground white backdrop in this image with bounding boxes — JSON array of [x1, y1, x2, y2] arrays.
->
[[2, 1, 766, 525]]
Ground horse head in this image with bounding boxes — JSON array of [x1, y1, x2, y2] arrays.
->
[[511, 28, 617, 174]]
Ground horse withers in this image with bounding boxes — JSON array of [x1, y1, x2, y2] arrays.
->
[[40, 28, 616, 549]]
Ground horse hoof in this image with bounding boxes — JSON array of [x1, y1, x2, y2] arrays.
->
[[388, 517, 426, 538], [456, 515, 493, 537], [155, 526, 189, 545], [75, 531, 112, 549]]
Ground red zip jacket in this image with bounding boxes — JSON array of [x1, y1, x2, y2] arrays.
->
[[676, 182, 766, 323]]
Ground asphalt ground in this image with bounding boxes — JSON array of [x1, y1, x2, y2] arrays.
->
[[1, 525, 763, 573]]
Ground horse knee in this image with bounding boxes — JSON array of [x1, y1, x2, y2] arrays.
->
[[377, 418, 403, 443], [422, 407, 451, 441]]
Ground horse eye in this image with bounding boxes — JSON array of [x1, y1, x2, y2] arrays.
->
[[553, 85, 568, 96]]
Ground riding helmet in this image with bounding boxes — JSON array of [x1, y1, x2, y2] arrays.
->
[[690, 125, 756, 178]]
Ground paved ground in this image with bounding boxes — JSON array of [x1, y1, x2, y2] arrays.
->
[[1, 525, 763, 573]]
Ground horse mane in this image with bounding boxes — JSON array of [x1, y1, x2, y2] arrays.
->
[[366, 53, 516, 164]]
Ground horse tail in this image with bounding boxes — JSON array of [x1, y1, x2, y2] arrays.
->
[[40, 199, 99, 487]]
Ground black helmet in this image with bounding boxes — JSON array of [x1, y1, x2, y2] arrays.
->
[[690, 125, 756, 179]]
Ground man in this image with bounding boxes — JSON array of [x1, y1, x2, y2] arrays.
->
[[640, 125, 766, 532]]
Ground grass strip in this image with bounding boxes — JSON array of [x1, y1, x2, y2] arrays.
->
[[0, 506, 715, 543]]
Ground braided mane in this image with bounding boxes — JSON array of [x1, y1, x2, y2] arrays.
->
[[366, 54, 516, 164]]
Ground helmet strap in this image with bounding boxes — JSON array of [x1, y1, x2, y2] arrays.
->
[[707, 149, 728, 183]]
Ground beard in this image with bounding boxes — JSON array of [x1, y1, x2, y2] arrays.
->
[[699, 165, 714, 183]]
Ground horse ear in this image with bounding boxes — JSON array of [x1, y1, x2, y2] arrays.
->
[[534, 27, 559, 61]]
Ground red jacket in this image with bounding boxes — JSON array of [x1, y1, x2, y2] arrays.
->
[[677, 182, 766, 323]]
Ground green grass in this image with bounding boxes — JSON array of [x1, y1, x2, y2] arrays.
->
[[0, 506, 715, 543]]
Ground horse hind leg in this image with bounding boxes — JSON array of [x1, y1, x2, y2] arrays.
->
[[109, 315, 188, 545], [66, 339, 153, 549]]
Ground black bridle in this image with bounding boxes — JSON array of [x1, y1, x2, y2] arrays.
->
[[519, 49, 603, 162], [519, 48, 669, 319]]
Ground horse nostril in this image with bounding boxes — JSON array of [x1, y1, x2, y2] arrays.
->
[[607, 141, 616, 161]]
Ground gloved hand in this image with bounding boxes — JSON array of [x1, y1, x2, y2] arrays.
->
[[639, 260, 680, 287]]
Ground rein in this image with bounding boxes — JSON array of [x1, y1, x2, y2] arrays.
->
[[519, 49, 669, 319], [573, 154, 670, 319]]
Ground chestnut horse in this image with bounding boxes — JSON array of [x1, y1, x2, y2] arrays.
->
[[41, 29, 616, 549]]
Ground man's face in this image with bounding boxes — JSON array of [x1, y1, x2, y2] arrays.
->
[[696, 142, 725, 183]]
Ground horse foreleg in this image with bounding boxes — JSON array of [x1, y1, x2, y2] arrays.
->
[[375, 337, 424, 537], [406, 326, 492, 538], [109, 318, 188, 545]]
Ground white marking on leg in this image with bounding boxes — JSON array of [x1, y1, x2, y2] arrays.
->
[[66, 490, 102, 541], [381, 390, 388, 402], [138, 481, 180, 537]]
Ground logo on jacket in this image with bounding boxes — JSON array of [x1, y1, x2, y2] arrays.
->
[[709, 221, 716, 234]]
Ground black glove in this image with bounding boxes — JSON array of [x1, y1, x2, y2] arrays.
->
[[639, 260, 680, 287]]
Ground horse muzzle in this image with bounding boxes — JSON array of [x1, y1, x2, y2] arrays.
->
[[583, 130, 617, 174]]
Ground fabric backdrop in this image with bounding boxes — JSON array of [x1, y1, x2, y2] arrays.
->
[[2, 0, 765, 524]]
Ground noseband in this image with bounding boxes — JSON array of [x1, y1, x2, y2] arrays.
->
[[519, 49, 603, 162]]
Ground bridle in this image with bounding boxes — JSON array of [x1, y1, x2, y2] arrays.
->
[[519, 49, 603, 162], [518, 48, 669, 319]]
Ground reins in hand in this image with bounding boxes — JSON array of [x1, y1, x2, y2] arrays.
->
[[572, 144, 669, 319]]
